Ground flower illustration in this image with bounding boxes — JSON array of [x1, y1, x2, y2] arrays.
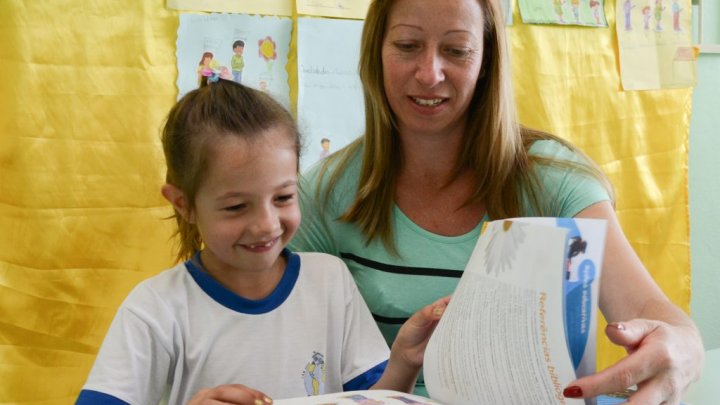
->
[[258, 36, 277, 62]]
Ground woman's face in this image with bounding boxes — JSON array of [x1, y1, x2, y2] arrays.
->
[[381, 0, 485, 137]]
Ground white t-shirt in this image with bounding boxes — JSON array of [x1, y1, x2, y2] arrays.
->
[[76, 250, 390, 405]]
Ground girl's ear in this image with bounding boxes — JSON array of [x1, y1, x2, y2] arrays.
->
[[161, 184, 194, 223]]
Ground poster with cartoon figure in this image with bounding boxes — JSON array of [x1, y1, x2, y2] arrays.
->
[[616, 0, 695, 90], [167, 0, 292, 16], [297, 0, 371, 19], [518, 0, 608, 27], [297, 17, 365, 171], [176, 13, 292, 107]]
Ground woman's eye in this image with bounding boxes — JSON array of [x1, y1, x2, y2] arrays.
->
[[394, 42, 418, 52], [446, 47, 472, 58]]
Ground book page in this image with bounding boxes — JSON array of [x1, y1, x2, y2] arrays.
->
[[274, 389, 443, 404], [423, 218, 606, 405]]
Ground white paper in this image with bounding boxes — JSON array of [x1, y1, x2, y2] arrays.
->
[[297, 17, 365, 171], [176, 13, 292, 107], [274, 389, 442, 404]]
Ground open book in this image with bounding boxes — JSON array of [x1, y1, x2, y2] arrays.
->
[[277, 218, 608, 405], [423, 217, 606, 405]]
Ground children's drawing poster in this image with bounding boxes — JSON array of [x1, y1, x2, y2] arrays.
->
[[616, 0, 695, 90], [167, 0, 293, 16], [296, 0, 371, 19], [176, 13, 292, 107], [297, 17, 364, 171], [518, 0, 608, 27]]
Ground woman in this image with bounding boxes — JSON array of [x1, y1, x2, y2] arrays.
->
[[290, 0, 703, 403]]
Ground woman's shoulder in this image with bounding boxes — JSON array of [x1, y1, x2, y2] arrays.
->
[[528, 138, 584, 162]]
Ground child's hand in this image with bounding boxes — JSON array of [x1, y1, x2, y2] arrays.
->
[[187, 384, 273, 405], [392, 296, 451, 368], [371, 296, 451, 392]]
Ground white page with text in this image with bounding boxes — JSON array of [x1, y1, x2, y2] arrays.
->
[[423, 218, 607, 405]]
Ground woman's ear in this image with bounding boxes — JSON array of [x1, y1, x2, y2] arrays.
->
[[161, 184, 194, 223]]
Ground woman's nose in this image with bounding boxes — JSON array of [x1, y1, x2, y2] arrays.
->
[[415, 50, 445, 86]]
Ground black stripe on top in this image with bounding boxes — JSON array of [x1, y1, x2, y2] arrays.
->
[[372, 313, 408, 325], [340, 252, 464, 278]]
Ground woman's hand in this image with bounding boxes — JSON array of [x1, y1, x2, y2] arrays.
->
[[563, 319, 704, 404], [188, 384, 273, 405]]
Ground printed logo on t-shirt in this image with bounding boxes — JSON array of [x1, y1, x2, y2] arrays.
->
[[302, 351, 326, 396]]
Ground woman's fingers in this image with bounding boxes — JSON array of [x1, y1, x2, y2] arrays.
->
[[564, 319, 693, 402]]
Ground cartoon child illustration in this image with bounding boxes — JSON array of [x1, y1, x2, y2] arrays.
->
[[589, 0, 602, 25], [565, 236, 588, 281], [654, 0, 666, 31], [672, 0, 682, 32], [571, 0, 580, 23], [303, 352, 326, 396], [642, 5, 652, 30], [318, 138, 331, 161], [231, 40, 245, 84], [552, 0, 566, 24], [196, 51, 219, 87], [623, 0, 636, 31]]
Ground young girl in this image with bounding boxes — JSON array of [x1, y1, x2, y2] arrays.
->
[[75, 79, 447, 405]]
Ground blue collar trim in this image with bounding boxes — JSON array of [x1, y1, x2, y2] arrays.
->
[[185, 248, 300, 314]]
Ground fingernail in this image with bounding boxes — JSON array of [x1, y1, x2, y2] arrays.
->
[[433, 306, 445, 316], [264, 397, 273, 404], [563, 386, 583, 398], [255, 400, 264, 405], [608, 322, 626, 331]]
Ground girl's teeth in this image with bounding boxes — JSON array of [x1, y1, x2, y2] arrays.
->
[[249, 240, 273, 248], [413, 97, 443, 106]]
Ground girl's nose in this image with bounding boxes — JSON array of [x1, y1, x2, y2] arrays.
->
[[251, 205, 279, 234], [415, 50, 445, 87]]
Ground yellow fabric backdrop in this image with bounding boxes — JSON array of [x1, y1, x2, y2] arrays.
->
[[0, 1, 690, 403]]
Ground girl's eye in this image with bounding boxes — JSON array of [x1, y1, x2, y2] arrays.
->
[[225, 203, 246, 212], [276, 194, 295, 204]]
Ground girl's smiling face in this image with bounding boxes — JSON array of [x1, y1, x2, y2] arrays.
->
[[192, 126, 300, 282]]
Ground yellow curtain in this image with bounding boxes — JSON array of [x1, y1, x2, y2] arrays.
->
[[0, 0, 689, 402], [510, 2, 691, 369]]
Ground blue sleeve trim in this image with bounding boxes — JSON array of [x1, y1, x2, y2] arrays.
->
[[76, 390, 130, 405], [342, 359, 388, 391]]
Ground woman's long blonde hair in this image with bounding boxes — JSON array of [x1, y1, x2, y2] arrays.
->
[[316, 0, 612, 252]]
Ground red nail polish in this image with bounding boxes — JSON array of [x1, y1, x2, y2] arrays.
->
[[563, 386, 583, 398]]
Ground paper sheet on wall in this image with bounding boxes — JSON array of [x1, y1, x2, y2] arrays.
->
[[616, 0, 696, 90], [423, 218, 607, 405], [176, 13, 292, 108], [296, 0, 370, 19], [297, 17, 365, 171], [167, 0, 293, 16], [519, 0, 608, 27]]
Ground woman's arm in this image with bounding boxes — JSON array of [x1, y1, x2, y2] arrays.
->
[[566, 200, 704, 404]]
